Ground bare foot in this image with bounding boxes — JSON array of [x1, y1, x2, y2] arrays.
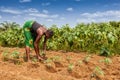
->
[[27, 60, 32, 63], [42, 56, 48, 60], [37, 57, 44, 61]]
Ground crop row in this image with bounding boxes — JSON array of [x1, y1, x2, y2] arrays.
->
[[0, 21, 120, 56]]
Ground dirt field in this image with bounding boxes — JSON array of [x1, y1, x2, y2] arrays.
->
[[0, 46, 120, 80]]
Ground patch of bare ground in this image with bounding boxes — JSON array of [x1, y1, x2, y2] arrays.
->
[[0, 47, 120, 80]]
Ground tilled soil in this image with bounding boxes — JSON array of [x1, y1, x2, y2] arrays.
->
[[0, 47, 120, 80]]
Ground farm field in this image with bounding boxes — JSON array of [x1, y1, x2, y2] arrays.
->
[[1, 0, 120, 79], [0, 46, 120, 80]]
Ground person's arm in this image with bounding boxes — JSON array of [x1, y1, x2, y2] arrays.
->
[[43, 36, 47, 53], [34, 34, 42, 59]]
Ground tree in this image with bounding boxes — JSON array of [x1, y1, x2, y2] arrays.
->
[[0, 21, 20, 30]]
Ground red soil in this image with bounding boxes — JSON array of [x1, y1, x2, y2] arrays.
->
[[0, 46, 120, 80]]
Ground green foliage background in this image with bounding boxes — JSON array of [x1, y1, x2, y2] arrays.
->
[[0, 21, 120, 56]]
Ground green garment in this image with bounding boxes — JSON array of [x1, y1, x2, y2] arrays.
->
[[23, 20, 35, 48]]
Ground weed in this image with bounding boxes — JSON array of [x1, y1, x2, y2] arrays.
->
[[99, 57, 112, 64], [91, 66, 104, 79], [40, 51, 46, 57], [68, 63, 74, 71], [46, 63, 52, 68], [66, 56, 72, 63], [31, 57, 38, 63], [10, 51, 20, 59], [2, 51, 9, 61], [43, 58, 53, 64], [83, 55, 91, 63], [100, 47, 113, 57], [77, 60, 83, 66], [52, 56, 61, 62], [14, 60, 22, 65]]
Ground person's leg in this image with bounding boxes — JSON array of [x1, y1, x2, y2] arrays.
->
[[25, 46, 31, 62], [23, 21, 36, 62], [23, 27, 34, 62]]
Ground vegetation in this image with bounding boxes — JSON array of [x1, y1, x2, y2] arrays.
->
[[0, 21, 24, 47], [52, 56, 61, 62], [99, 58, 112, 64], [68, 63, 74, 71], [76, 60, 83, 67], [83, 55, 91, 63], [1, 21, 120, 56], [0, 19, 119, 80], [66, 56, 72, 63], [2, 51, 9, 61], [10, 51, 20, 59], [91, 66, 104, 79]]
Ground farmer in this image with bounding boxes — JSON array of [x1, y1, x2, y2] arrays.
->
[[23, 20, 54, 62]]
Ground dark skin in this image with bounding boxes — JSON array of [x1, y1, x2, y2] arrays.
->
[[25, 27, 51, 62]]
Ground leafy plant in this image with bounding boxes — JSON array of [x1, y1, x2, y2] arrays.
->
[[43, 58, 53, 64], [0, 22, 24, 47], [77, 60, 83, 66], [83, 55, 91, 63], [68, 63, 74, 71], [46, 63, 52, 68], [2, 51, 9, 61], [100, 47, 109, 56], [10, 51, 20, 59], [13, 60, 22, 65], [43, 58, 53, 69], [91, 66, 104, 78], [40, 51, 46, 57], [52, 56, 61, 62], [31, 57, 38, 63], [1, 21, 120, 55], [99, 58, 112, 64], [100, 47, 113, 57], [66, 56, 72, 63]]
